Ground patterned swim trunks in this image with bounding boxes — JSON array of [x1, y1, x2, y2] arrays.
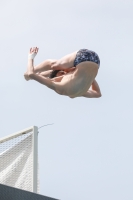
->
[[74, 49, 100, 67]]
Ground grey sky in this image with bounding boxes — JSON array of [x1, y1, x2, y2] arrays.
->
[[0, 0, 133, 199]]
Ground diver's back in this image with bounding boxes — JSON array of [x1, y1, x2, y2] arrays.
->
[[57, 61, 98, 98]]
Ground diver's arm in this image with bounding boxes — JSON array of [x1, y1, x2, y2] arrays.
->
[[28, 72, 63, 94], [82, 80, 102, 98]]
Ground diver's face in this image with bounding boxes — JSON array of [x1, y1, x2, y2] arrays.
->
[[56, 71, 67, 77]]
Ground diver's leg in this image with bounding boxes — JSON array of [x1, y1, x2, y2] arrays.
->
[[51, 51, 77, 70], [24, 60, 56, 80], [24, 48, 77, 80], [34, 59, 56, 73], [34, 51, 77, 72]]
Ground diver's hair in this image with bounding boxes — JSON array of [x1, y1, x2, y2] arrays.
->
[[49, 70, 60, 79]]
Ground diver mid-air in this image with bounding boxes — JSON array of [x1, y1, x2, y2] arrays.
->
[[24, 47, 101, 99]]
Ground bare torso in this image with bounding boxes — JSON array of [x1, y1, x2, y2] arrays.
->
[[54, 61, 99, 98], [26, 47, 100, 99]]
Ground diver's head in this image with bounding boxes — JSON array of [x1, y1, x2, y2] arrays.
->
[[49, 70, 66, 78]]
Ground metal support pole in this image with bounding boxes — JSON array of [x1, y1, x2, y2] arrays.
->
[[32, 126, 38, 193]]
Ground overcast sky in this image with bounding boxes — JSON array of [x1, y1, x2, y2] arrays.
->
[[0, 0, 133, 199]]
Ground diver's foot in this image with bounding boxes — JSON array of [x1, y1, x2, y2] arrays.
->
[[24, 72, 30, 81]]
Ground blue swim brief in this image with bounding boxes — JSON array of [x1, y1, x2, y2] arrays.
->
[[74, 49, 100, 67]]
